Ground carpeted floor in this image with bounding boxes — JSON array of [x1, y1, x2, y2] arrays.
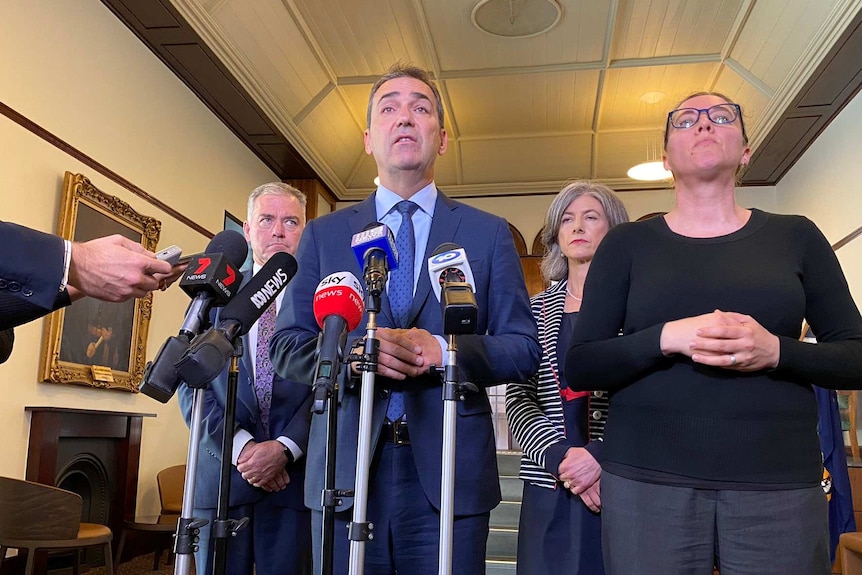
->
[[87, 552, 195, 575]]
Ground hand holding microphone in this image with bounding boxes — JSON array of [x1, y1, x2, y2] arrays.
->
[[140, 230, 248, 402]]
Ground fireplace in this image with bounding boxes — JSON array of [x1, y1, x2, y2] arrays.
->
[[24, 407, 155, 570]]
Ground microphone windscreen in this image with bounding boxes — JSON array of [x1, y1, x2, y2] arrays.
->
[[218, 252, 298, 335], [351, 223, 398, 271], [206, 229, 249, 268], [427, 243, 476, 302], [313, 272, 365, 331]]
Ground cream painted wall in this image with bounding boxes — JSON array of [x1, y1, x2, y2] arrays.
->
[[774, 89, 862, 307], [0, 1, 276, 516]]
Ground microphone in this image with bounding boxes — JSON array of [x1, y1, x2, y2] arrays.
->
[[311, 272, 365, 412], [140, 230, 249, 402], [427, 243, 478, 335], [177, 230, 248, 337], [174, 252, 298, 389], [350, 223, 398, 294]]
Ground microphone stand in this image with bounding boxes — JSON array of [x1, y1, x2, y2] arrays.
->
[[314, 331, 349, 575], [431, 338, 476, 575], [173, 342, 249, 575], [346, 273, 384, 575], [432, 283, 478, 575], [172, 388, 208, 575], [211, 351, 250, 575]]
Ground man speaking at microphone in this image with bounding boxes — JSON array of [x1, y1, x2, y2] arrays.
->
[[177, 183, 312, 575], [270, 64, 540, 575]]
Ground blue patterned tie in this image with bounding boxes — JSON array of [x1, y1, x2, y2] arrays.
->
[[386, 200, 418, 421], [254, 302, 277, 435]]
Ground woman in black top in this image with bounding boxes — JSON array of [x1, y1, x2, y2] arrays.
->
[[565, 92, 862, 575]]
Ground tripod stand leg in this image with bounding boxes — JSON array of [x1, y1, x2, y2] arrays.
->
[[174, 390, 206, 575]]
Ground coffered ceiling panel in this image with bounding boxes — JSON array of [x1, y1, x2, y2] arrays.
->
[[104, 0, 862, 199], [445, 71, 600, 136], [425, 0, 610, 71], [611, 0, 742, 59]]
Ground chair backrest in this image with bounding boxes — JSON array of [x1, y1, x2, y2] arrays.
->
[[156, 465, 185, 514], [0, 476, 82, 540]]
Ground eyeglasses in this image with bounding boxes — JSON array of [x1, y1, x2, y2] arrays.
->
[[667, 103, 742, 130]]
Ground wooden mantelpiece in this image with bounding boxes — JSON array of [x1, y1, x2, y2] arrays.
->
[[24, 407, 155, 548]]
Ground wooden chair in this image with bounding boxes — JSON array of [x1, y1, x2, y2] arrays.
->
[[0, 476, 114, 575], [841, 532, 862, 574], [157, 464, 185, 515]]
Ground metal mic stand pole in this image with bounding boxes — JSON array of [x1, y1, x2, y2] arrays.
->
[[315, 332, 349, 575], [211, 348, 250, 575], [348, 287, 382, 575], [436, 335, 460, 575], [172, 388, 209, 575]]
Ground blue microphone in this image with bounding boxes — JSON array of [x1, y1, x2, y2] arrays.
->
[[350, 223, 398, 295]]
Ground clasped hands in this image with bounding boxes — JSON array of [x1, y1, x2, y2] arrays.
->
[[237, 440, 290, 493], [352, 327, 443, 381], [558, 447, 601, 513], [660, 309, 780, 371]]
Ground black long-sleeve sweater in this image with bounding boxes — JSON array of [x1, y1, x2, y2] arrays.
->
[[565, 209, 862, 487]]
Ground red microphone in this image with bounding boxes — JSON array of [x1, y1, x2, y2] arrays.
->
[[312, 272, 364, 412], [313, 271, 364, 332]]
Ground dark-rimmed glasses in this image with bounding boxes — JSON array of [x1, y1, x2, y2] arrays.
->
[[667, 103, 742, 130]]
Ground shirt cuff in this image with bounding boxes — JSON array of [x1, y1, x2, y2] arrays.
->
[[276, 436, 304, 462], [60, 239, 72, 292], [232, 429, 254, 465], [434, 335, 450, 366]]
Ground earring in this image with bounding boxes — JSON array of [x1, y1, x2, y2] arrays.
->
[[560, 252, 565, 258]]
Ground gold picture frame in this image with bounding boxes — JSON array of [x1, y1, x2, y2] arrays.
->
[[39, 172, 161, 392]]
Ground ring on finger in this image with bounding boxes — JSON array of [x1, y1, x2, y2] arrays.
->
[[729, 353, 736, 365], [563, 481, 571, 490]]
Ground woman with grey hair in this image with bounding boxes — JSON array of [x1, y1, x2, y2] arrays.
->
[[506, 181, 628, 575]]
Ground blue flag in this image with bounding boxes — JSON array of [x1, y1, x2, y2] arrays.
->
[[815, 386, 856, 562]]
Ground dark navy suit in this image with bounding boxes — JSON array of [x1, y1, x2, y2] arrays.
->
[[270, 192, 540, 574], [0, 222, 70, 330], [178, 268, 313, 575]]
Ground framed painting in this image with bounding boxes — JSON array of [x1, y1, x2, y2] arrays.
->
[[39, 172, 161, 392]]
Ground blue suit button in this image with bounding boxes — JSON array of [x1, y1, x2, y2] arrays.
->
[[8, 281, 21, 293], [23, 288, 34, 297], [0, 279, 6, 290], [378, 389, 390, 399]]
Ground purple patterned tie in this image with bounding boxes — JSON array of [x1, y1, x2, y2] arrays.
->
[[254, 302, 277, 435], [386, 200, 418, 421]]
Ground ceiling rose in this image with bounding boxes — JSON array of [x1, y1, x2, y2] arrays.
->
[[472, 0, 562, 38]]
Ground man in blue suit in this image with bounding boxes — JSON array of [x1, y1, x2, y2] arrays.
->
[[270, 64, 540, 575], [178, 183, 312, 575]]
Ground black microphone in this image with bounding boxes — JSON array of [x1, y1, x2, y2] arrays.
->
[[177, 230, 248, 339], [350, 223, 398, 295], [140, 230, 248, 403], [427, 243, 478, 335], [174, 251, 298, 389]]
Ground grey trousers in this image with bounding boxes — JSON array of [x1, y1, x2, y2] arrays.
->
[[601, 471, 831, 575]]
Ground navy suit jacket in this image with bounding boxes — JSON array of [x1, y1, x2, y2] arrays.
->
[[0, 222, 70, 330], [178, 269, 313, 511], [270, 192, 540, 516]]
